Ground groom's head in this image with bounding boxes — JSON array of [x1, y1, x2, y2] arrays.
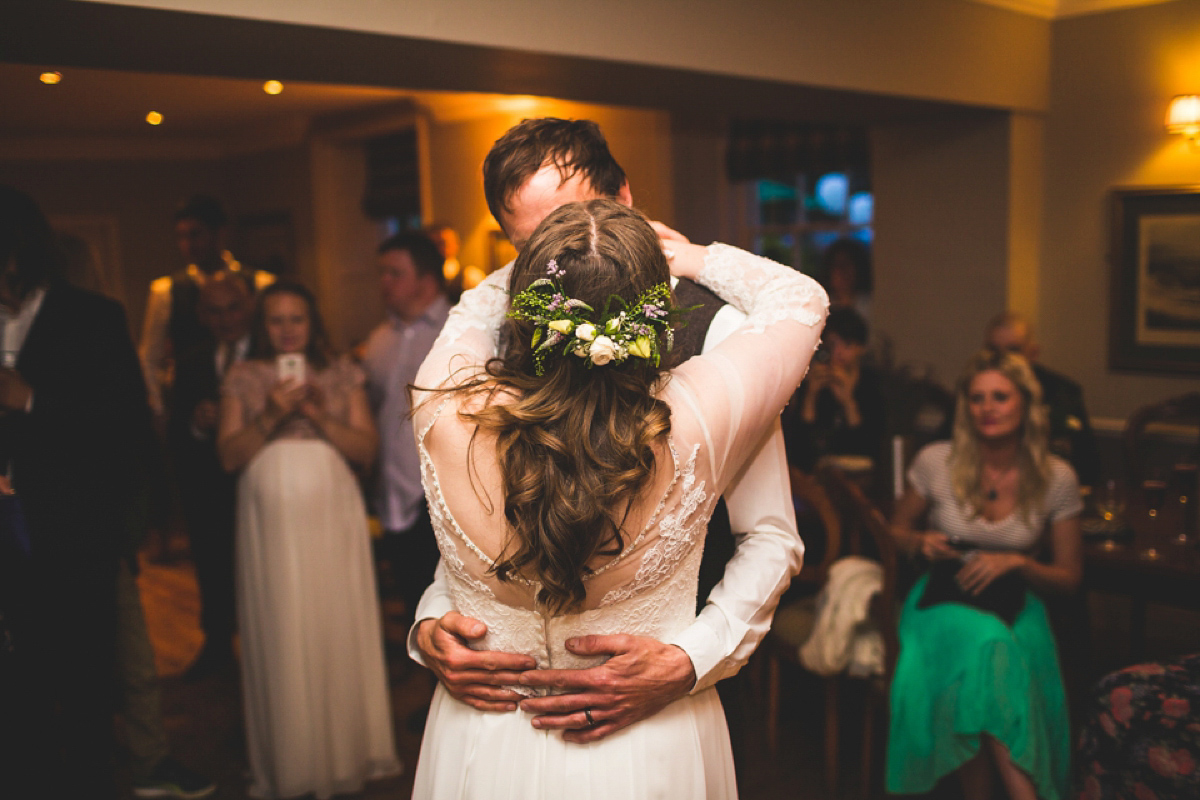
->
[[483, 118, 632, 251]]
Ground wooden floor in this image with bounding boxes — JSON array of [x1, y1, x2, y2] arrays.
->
[[133, 535, 1200, 800]]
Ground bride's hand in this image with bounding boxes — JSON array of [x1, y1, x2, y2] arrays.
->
[[416, 612, 536, 711], [649, 220, 704, 281], [517, 634, 696, 743]]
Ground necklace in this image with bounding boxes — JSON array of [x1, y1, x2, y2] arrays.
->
[[982, 463, 1015, 502]]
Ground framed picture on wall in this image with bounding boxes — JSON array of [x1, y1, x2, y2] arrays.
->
[[1109, 186, 1200, 375]]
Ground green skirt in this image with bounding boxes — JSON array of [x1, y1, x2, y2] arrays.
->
[[885, 573, 1070, 800]]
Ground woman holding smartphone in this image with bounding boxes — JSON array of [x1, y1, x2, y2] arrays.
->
[[218, 281, 400, 800]]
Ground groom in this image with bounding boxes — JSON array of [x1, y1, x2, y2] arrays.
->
[[409, 118, 803, 743]]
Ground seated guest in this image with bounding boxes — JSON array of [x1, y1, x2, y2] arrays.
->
[[984, 311, 1099, 487], [784, 306, 885, 471], [1076, 653, 1200, 800], [887, 349, 1082, 800], [822, 237, 872, 321]]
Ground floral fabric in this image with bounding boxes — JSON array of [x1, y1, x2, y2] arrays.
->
[[1076, 653, 1200, 800]]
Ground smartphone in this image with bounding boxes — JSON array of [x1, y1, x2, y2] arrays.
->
[[276, 353, 306, 385]]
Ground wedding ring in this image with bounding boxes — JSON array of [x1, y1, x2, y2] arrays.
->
[[584, 708, 595, 727]]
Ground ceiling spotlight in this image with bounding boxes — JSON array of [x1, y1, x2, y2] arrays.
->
[[40, 71, 62, 85], [145, 111, 164, 126], [263, 80, 283, 95]]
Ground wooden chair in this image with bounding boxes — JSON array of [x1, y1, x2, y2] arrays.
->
[[1122, 391, 1200, 487], [762, 468, 842, 766], [761, 466, 899, 799], [820, 467, 900, 799]]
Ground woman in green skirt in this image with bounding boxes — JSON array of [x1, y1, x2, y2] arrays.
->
[[886, 350, 1082, 800]]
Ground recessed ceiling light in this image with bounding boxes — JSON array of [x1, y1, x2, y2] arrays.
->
[[263, 80, 283, 95], [146, 111, 164, 126], [40, 71, 62, 85]]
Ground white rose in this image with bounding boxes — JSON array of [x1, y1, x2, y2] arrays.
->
[[575, 323, 597, 341], [547, 319, 574, 335], [589, 335, 620, 365]]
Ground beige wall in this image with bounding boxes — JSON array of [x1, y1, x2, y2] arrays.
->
[[872, 113, 1014, 385], [79, 0, 1050, 112], [1043, 2, 1200, 419], [421, 100, 674, 274]]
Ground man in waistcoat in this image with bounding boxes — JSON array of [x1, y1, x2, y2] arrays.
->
[[409, 118, 802, 750], [169, 272, 255, 680], [140, 195, 273, 415]]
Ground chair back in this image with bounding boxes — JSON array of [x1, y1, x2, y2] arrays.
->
[[789, 466, 842, 586], [821, 466, 900, 683], [1123, 392, 1200, 487]]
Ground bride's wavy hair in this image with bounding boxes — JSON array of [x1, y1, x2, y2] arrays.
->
[[458, 199, 675, 613]]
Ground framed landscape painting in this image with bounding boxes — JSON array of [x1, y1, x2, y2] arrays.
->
[[1109, 186, 1200, 374]]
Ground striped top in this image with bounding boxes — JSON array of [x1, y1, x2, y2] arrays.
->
[[908, 441, 1082, 551]]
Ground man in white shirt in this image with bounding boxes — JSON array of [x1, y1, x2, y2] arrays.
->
[[410, 118, 803, 744], [360, 232, 452, 621]]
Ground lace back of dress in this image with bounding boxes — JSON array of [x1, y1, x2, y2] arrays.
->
[[417, 399, 716, 680]]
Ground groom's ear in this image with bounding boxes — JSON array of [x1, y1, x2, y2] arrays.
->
[[616, 182, 633, 207]]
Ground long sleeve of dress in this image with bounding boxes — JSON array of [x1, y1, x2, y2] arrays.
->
[[671, 243, 828, 485]]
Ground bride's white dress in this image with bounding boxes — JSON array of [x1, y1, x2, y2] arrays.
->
[[410, 244, 828, 800]]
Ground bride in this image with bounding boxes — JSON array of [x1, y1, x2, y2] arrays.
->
[[410, 199, 827, 798]]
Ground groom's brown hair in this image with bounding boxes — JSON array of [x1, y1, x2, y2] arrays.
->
[[483, 118, 627, 231]]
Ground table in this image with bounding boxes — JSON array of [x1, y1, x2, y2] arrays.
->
[[1082, 493, 1200, 658]]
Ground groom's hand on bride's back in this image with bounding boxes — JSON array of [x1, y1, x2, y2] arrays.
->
[[416, 612, 536, 712], [516, 634, 697, 743]]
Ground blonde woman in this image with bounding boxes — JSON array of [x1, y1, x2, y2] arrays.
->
[[887, 349, 1082, 800]]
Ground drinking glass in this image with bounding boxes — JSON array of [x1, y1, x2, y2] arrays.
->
[[1095, 479, 1127, 529], [1172, 463, 1197, 544], [1143, 478, 1168, 519]]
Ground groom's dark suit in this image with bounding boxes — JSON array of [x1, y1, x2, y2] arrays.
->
[[0, 283, 153, 800]]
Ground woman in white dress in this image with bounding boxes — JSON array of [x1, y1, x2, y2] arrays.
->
[[217, 281, 401, 799], [410, 199, 828, 799]]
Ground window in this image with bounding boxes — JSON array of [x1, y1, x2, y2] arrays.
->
[[741, 173, 873, 279]]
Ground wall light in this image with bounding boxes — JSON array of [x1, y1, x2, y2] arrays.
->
[[1166, 95, 1200, 143], [40, 71, 62, 85], [263, 80, 283, 95], [146, 111, 164, 126]]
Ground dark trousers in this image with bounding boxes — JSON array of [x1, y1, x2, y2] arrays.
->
[[378, 503, 440, 618], [1, 554, 120, 800], [180, 478, 236, 652]]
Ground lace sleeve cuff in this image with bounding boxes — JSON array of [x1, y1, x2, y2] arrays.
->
[[433, 265, 512, 356], [695, 243, 827, 334]]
